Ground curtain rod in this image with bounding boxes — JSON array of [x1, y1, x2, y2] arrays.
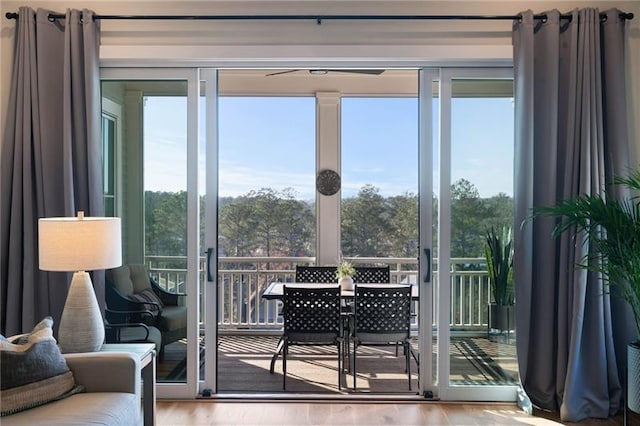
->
[[4, 12, 635, 23]]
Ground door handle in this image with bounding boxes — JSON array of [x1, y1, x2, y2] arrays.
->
[[423, 248, 431, 283], [206, 247, 214, 282]]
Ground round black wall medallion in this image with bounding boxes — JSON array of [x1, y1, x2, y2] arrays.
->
[[316, 169, 341, 196]]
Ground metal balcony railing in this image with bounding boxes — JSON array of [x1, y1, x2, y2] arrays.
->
[[145, 255, 492, 332]]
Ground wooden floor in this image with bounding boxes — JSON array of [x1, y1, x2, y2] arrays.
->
[[154, 335, 638, 425], [156, 400, 639, 425]]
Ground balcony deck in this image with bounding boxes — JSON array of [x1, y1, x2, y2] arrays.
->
[[157, 333, 518, 393], [149, 256, 518, 392]]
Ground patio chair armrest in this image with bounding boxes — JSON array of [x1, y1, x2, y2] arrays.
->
[[106, 307, 157, 324], [106, 322, 152, 341], [151, 277, 186, 306]]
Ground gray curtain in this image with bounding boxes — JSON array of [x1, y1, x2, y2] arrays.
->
[[1, 7, 103, 336], [513, 8, 637, 422]]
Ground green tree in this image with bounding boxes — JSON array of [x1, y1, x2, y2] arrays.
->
[[218, 195, 256, 257], [482, 192, 514, 233], [276, 188, 314, 256], [145, 182, 514, 265], [144, 191, 187, 260], [450, 179, 485, 258], [388, 192, 419, 257], [341, 184, 391, 257], [246, 188, 281, 257], [218, 188, 315, 258]]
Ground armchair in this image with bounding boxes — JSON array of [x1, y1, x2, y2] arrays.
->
[[106, 264, 186, 358]]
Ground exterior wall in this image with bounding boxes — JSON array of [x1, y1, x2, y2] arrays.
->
[[1, 0, 639, 160]]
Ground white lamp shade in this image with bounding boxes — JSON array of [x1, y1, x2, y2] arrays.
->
[[39, 216, 122, 271]]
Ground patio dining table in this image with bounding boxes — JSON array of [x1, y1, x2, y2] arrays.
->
[[261, 281, 419, 300], [261, 282, 419, 376]]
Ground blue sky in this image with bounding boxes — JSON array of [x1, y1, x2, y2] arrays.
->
[[143, 94, 514, 199]]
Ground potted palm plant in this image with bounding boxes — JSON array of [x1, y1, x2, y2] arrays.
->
[[534, 171, 640, 414], [484, 226, 515, 334]]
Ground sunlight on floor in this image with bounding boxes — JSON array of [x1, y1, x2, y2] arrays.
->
[[483, 409, 562, 425]]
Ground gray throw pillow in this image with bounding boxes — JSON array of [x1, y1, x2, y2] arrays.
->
[[0, 317, 83, 416]]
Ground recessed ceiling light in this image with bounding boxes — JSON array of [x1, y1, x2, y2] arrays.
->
[[309, 69, 329, 75]]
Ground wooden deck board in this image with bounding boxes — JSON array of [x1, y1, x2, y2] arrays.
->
[[156, 334, 518, 393]]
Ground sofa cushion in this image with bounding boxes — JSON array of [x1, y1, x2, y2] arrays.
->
[[130, 287, 164, 312], [1, 392, 140, 426], [0, 317, 83, 416]]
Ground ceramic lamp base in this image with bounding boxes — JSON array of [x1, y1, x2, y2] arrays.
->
[[58, 271, 104, 353]]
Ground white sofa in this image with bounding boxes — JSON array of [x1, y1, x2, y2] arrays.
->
[[2, 352, 141, 426]]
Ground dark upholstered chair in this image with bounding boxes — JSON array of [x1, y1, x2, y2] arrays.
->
[[104, 309, 162, 353], [106, 264, 186, 358], [353, 266, 390, 283], [352, 284, 413, 390], [295, 265, 338, 283], [281, 285, 344, 390]]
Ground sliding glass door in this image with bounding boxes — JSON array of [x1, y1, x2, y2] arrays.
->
[[101, 69, 201, 399], [198, 69, 435, 395], [101, 66, 517, 401], [436, 68, 518, 400]]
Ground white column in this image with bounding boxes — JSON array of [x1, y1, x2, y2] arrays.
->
[[316, 92, 341, 266]]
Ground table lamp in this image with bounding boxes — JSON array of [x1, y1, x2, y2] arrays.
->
[[38, 211, 122, 353]]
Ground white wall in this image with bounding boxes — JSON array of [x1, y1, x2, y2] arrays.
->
[[1, 0, 639, 159]]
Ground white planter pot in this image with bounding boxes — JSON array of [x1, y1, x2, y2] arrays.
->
[[339, 277, 354, 291], [629, 341, 640, 414]]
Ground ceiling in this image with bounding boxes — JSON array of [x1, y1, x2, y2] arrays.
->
[[218, 68, 419, 96], [102, 68, 513, 98]]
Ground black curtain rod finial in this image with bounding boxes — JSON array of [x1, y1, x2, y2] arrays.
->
[[5, 12, 18, 20]]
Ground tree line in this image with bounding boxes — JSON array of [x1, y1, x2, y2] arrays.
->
[[144, 178, 513, 261]]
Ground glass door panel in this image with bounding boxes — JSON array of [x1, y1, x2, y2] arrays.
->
[[438, 69, 518, 400], [213, 80, 317, 393], [419, 69, 439, 397], [101, 69, 200, 399], [206, 68, 434, 396], [341, 93, 421, 393]]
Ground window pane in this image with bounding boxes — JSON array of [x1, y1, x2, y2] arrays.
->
[[102, 115, 116, 216], [448, 79, 518, 387], [341, 97, 419, 259], [218, 97, 316, 258], [101, 80, 190, 385]]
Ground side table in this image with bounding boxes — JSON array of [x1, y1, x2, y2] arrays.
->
[[101, 343, 156, 426]]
